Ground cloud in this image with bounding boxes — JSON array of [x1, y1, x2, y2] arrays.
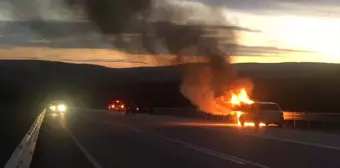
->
[[0, 2, 14, 21], [195, 0, 340, 17], [0, 45, 314, 68], [0, 0, 84, 21], [0, 19, 314, 66], [0, 0, 338, 67], [198, 0, 340, 14], [1, 0, 340, 22], [0, 20, 259, 50], [0, 21, 309, 57]]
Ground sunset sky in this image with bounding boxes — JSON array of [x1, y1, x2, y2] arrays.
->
[[0, 0, 340, 68]]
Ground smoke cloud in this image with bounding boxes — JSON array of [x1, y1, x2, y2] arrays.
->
[[64, 0, 252, 113]]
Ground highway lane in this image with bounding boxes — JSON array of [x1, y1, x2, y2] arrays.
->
[[30, 113, 94, 168], [32, 109, 340, 168], [32, 110, 256, 168]]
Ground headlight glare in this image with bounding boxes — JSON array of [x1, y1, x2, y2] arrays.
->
[[50, 105, 56, 111], [57, 104, 67, 112]]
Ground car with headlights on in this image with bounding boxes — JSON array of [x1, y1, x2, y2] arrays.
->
[[46, 101, 68, 117], [108, 100, 126, 112]]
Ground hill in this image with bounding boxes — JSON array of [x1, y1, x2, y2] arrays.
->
[[0, 60, 339, 112]]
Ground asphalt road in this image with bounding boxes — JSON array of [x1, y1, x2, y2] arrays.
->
[[30, 109, 340, 168]]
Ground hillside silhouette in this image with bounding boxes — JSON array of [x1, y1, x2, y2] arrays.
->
[[0, 60, 339, 113]]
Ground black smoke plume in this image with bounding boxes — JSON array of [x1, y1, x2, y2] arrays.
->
[[58, 0, 244, 112]]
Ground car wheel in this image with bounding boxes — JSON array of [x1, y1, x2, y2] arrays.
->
[[240, 119, 245, 126], [239, 115, 245, 126], [255, 121, 260, 128]]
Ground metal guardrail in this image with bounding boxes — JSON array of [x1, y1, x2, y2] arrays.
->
[[4, 109, 46, 168], [75, 107, 340, 123], [153, 108, 340, 122], [283, 111, 340, 122], [283, 111, 306, 120]]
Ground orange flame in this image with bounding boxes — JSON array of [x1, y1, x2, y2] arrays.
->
[[230, 88, 254, 106], [228, 88, 266, 127]]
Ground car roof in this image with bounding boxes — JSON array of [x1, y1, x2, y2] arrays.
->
[[253, 102, 282, 110]]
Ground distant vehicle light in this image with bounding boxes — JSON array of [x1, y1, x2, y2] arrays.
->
[[50, 105, 56, 111], [116, 100, 120, 103], [111, 105, 115, 108], [121, 105, 124, 108], [136, 108, 139, 111], [57, 104, 67, 112]]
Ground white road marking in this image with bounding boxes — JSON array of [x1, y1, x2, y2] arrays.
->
[[125, 125, 270, 168], [212, 127, 340, 151], [63, 126, 104, 168], [156, 134, 270, 168]]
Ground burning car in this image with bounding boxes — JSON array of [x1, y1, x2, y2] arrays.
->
[[236, 102, 284, 127], [225, 88, 283, 127]]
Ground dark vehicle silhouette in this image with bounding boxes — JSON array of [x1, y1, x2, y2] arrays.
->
[[125, 102, 139, 116], [238, 102, 284, 127]]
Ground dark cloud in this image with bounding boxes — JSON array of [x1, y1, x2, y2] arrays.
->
[[0, 20, 309, 56], [4, 0, 234, 104], [0, 20, 252, 50], [63, 0, 151, 34], [2, 0, 339, 22]]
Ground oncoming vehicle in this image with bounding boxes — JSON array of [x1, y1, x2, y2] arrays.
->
[[46, 101, 68, 117], [108, 100, 126, 112], [238, 102, 284, 127]]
